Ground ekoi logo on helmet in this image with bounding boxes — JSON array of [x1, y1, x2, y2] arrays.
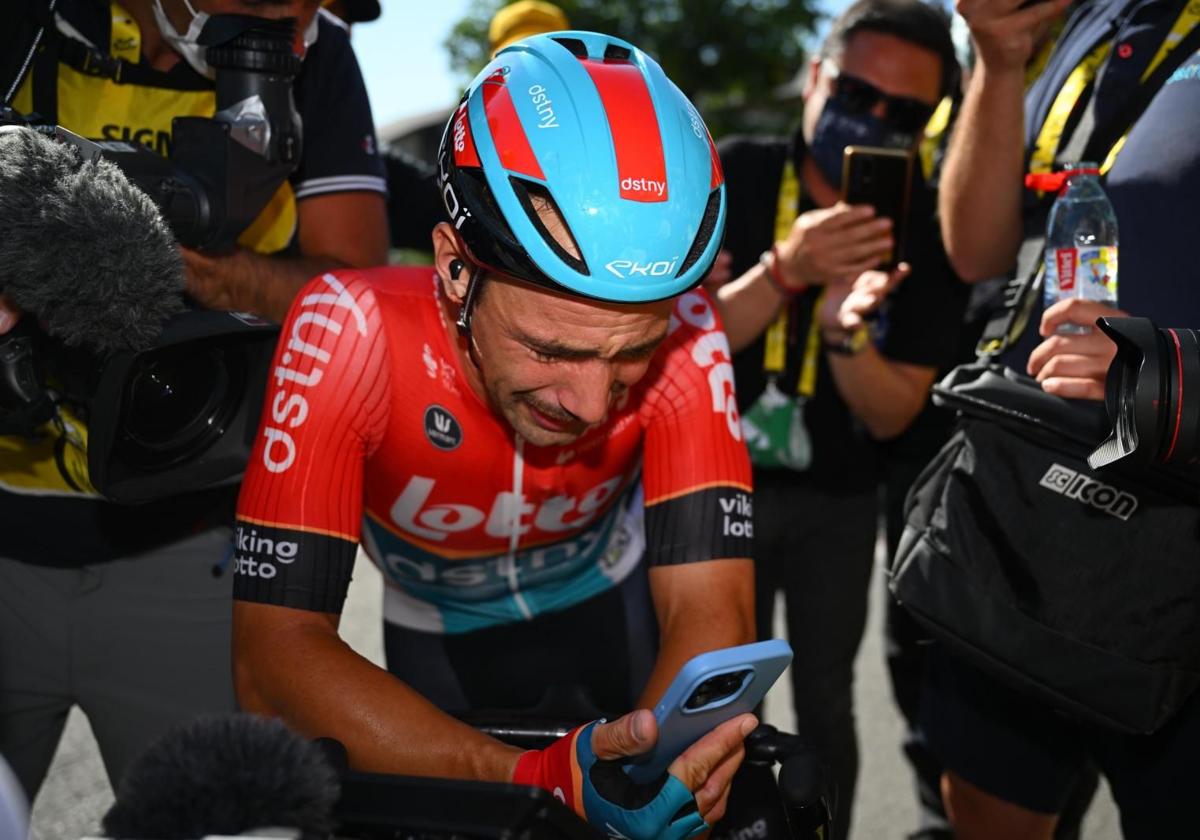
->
[[604, 257, 681, 280]]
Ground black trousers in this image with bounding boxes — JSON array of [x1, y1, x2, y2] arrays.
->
[[752, 469, 877, 840]]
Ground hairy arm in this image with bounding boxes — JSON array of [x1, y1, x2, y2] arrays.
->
[[234, 602, 522, 779], [185, 191, 389, 321], [714, 264, 788, 354], [639, 559, 756, 709], [939, 0, 1071, 281], [825, 347, 938, 440], [938, 65, 1028, 281]]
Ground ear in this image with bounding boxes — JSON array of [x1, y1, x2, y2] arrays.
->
[[431, 222, 471, 305]]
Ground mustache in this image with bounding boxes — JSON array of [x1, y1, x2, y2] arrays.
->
[[517, 393, 586, 428]]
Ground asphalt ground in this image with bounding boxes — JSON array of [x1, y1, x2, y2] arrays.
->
[[27, 549, 1120, 839]]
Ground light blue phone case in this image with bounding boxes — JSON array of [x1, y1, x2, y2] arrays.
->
[[622, 639, 793, 784]]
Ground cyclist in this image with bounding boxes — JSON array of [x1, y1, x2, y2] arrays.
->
[[232, 32, 756, 838]]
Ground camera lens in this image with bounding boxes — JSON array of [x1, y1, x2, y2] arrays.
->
[[1091, 319, 1200, 469], [685, 669, 752, 710], [116, 344, 245, 469]]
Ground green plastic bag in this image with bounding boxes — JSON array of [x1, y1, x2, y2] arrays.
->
[[740, 378, 812, 471]]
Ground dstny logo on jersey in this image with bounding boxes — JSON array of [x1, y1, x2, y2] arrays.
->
[[1038, 463, 1138, 521], [424, 405, 463, 451]]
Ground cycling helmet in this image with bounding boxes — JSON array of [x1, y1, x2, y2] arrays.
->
[[436, 31, 726, 304]]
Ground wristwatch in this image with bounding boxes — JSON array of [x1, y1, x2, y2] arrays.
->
[[822, 326, 871, 356]]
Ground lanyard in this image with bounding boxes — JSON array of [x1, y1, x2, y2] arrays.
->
[[763, 159, 823, 398], [1030, 1, 1200, 177]]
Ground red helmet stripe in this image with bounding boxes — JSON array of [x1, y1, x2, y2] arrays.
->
[[482, 78, 545, 180], [452, 102, 481, 168], [707, 129, 724, 189], [581, 59, 668, 203]]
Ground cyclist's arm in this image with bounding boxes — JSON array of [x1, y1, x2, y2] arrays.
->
[[637, 290, 756, 707], [640, 559, 755, 708], [233, 602, 522, 779]]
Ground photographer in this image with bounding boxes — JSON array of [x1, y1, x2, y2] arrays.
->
[[0, 0, 387, 804], [925, 0, 1200, 834], [709, 1, 965, 834]]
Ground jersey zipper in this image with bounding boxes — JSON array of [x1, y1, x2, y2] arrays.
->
[[507, 435, 534, 620]]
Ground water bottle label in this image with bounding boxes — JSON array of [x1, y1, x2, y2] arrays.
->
[[1079, 245, 1117, 297], [1046, 246, 1117, 301]]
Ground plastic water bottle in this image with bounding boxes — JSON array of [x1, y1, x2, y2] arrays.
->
[[1043, 162, 1118, 335]]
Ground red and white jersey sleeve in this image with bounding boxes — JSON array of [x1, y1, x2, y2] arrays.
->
[[234, 271, 390, 613], [638, 290, 753, 565]]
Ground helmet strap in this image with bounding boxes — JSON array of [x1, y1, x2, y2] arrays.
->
[[455, 263, 487, 371]]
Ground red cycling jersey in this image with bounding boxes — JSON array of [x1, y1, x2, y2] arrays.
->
[[233, 267, 752, 633]]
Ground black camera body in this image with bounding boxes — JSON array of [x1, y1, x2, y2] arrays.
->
[[52, 15, 303, 251], [0, 13, 305, 503]]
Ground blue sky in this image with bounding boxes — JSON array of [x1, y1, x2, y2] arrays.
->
[[350, 1, 853, 130]]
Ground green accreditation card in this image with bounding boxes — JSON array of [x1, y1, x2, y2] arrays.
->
[[740, 378, 813, 471]]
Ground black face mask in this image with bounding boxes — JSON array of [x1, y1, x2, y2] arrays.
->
[[808, 97, 916, 188]]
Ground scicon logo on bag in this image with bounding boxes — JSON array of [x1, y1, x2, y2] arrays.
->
[[1038, 463, 1138, 521]]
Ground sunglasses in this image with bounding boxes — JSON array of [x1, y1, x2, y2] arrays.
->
[[823, 62, 937, 136]]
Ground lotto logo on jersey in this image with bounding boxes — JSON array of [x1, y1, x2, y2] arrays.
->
[[389, 474, 624, 542]]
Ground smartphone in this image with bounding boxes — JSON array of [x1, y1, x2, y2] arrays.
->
[[841, 145, 914, 270], [622, 639, 793, 784]]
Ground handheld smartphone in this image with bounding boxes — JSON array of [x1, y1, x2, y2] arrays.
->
[[841, 145, 914, 271], [622, 639, 793, 784]]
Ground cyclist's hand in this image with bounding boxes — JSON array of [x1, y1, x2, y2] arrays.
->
[[957, 0, 1071, 73], [776, 203, 893, 288], [0, 295, 18, 335], [1028, 298, 1129, 400], [514, 709, 757, 839]]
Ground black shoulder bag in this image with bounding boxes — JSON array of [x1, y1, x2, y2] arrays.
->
[[888, 11, 1200, 735]]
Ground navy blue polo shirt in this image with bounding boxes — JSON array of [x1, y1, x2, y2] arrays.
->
[[1005, 0, 1200, 368]]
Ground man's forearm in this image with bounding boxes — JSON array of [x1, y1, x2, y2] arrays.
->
[[234, 610, 521, 781], [939, 64, 1029, 282], [189, 249, 341, 322], [825, 344, 936, 440], [714, 265, 788, 354]]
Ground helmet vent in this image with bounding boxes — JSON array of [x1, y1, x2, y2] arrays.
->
[[510, 177, 591, 277], [603, 44, 632, 62], [676, 188, 723, 278], [552, 37, 588, 58]]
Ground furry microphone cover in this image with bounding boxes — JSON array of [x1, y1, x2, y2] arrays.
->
[[102, 714, 341, 839], [0, 127, 184, 354]]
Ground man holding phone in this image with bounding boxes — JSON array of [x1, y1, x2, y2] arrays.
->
[[710, 0, 965, 834]]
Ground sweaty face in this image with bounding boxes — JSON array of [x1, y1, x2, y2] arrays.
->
[[468, 278, 673, 448]]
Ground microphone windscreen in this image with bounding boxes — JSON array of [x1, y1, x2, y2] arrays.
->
[[0, 127, 184, 354], [101, 714, 340, 839]]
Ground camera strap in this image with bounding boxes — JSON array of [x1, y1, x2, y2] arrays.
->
[[975, 0, 1200, 359]]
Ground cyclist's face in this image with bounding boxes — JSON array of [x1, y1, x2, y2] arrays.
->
[[470, 278, 673, 447]]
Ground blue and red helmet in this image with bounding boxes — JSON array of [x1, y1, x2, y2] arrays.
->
[[436, 31, 726, 304]]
